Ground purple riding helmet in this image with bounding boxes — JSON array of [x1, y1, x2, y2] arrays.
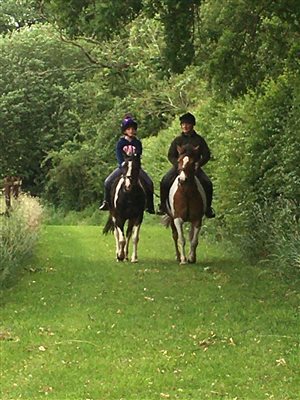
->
[[121, 116, 138, 132]]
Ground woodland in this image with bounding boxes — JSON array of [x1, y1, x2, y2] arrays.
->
[[0, 0, 299, 269]]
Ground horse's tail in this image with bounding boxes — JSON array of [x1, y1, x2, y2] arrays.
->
[[103, 214, 114, 234], [161, 214, 172, 228]]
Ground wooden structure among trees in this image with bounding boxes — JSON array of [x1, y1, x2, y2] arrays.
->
[[2, 176, 22, 214]]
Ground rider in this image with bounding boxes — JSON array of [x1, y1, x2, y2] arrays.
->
[[99, 114, 155, 214], [157, 112, 215, 218]]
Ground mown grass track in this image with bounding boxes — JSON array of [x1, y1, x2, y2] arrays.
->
[[1, 225, 299, 399]]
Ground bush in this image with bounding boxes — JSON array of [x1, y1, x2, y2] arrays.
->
[[260, 199, 299, 272], [43, 202, 103, 226], [232, 198, 300, 269], [0, 194, 43, 286]]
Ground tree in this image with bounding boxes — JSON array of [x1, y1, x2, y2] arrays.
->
[[40, 0, 143, 40], [144, 0, 201, 73], [196, 0, 300, 96], [0, 0, 44, 34], [40, 0, 201, 74], [0, 24, 87, 193]]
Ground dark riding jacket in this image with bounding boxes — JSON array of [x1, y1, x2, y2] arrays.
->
[[168, 130, 211, 168]]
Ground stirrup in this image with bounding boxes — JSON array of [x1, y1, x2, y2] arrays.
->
[[99, 201, 109, 211]]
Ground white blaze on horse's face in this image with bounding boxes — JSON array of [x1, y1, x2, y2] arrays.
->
[[179, 156, 189, 182], [125, 160, 133, 190]]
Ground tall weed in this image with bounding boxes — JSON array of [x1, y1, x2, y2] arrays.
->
[[0, 194, 43, 285], [235, 198, 300, 272]]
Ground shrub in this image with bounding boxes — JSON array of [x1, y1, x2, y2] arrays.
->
[[261, 199, 300, 272], [232, 198, 300, 270], [0, 194, 43, 286]]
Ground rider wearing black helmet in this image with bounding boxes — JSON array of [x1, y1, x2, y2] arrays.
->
[[157, 112, 215, 218]]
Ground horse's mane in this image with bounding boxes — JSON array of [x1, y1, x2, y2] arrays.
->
[[124, 153, 141, 167], [180, 144, 197, 157]]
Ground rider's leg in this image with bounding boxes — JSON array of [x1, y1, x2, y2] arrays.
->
[[139, 169, 155, 214], [158, 167, 177, 214], [196, 170, 215, 218], [99, 168, 122, 210]]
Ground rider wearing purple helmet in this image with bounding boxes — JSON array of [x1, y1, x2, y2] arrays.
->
[[99, 115, 155, 214]]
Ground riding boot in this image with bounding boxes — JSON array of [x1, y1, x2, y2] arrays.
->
[[157, 184, 169, 215], [146, 192, 155, 214], [203, 183, 215, 218], [99, 188, 111, 211], [206, 206, 215, 218]]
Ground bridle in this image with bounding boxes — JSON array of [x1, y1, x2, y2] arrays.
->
[[122, 157, 140, 191], [177, 155, 196, 184]]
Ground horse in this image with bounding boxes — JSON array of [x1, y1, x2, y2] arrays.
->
[[162, 144, 207, 264], [103, 153, 146, 262]]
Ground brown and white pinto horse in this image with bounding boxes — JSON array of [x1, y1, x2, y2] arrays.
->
[[103, 153, 146, 262], [163, 145, 206, 264]]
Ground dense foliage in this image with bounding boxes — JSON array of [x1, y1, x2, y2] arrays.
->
[[0, 0, 299, 268], [0, 0, 43, 33], [0, 24, 87, 193], [196, 0, 300, 96]]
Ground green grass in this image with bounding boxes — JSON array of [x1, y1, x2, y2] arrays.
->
[[1, 224, 299, 400]]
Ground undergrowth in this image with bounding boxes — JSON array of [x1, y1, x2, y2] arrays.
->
[[0, 194, 43, 286]]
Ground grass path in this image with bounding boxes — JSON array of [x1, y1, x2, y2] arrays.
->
[[1, 224, 299, 399]]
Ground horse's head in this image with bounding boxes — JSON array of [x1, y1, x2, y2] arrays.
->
[[122, 153, 141, 191], [177, 144, 199, 183]]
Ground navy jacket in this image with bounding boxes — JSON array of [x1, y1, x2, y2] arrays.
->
[[116, 136, 142, 166]]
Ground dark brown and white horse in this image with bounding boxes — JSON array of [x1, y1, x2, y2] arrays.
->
[[163, 145, 206, 264], [103, 154, 146, 262]]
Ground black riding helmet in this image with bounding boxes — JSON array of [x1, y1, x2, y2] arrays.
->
[[179, 112, 196, 125]]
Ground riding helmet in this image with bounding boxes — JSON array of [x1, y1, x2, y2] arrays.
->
[[179, 112, 196, 125], [121, 115, 138, 132]]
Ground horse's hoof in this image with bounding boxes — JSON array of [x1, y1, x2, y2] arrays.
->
[[180, 260, 187, 265], [188, 259, 196, 264], [131, 259, 138, 263], [117, 257, 124, 262]]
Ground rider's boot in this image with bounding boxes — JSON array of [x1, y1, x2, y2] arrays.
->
[[156, 201, 168, 215], [145, 192, 155, 214], [205, 206, 215, 218], [99, 200, 109, 211], [99, 188, 110, 211], [156, 184, 169, 215]]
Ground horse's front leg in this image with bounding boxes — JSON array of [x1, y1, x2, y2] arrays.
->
[[170, 220, 180, 262], [130, 223, 141, 263], [114, 223, 126, 262], [188, 221, 201, 263], [124, 221, 134, 261], [174, 218, 187, 264]]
